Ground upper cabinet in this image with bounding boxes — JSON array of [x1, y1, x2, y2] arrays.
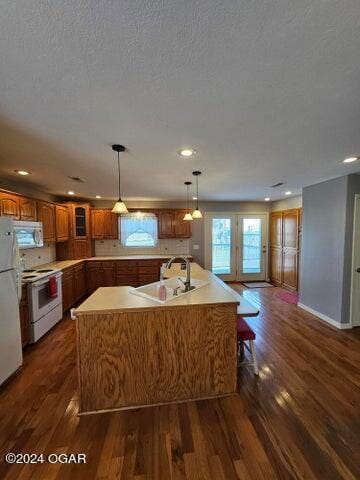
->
[[37, 201, 56, 242], [158, 209, 192, 239], [0, 192, 20, 219], [67, 203, 90, 239], [158, 210, 175, 238], [174, 210, 192, 238], [19, 197, 37, 221], [55, 205, 70, 242], [0, 192, 37, 221], [90, 209, 118, 240]]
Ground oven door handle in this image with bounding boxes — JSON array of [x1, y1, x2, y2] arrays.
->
[[33, 277, 59, 288]]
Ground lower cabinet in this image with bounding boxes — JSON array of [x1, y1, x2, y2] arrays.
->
[[19, 285, 30, 348], [74, 263, 87, 302], [86, 261, 117, 294], [62, 267, 75, 313], [61, 263, 87, 312]]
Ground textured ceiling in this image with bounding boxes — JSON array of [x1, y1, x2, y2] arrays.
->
[[1, 0, 360, 201]]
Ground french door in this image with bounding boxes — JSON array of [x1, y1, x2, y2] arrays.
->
[[205, 213, 268, 282]]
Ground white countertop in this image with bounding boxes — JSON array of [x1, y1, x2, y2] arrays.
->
[[76, 263, 259, 317]]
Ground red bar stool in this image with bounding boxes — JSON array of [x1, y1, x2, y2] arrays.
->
[[237, 315, 259, 375]]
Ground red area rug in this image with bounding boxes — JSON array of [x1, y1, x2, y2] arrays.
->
[[276, 291, 299, 305]]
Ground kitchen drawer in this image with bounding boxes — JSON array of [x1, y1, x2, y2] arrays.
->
[[74, 262, 85, 273], [62, 267, 74, 280], [138, 274, 160, 285], [138, 265, 159, 275], [137, 260, 160, 267], [86, 261, 102, 270], [116, 262, 137, 274], [116, 274, 138, 287]]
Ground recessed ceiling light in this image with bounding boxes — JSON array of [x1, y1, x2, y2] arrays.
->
[[192, 196, 198, 200], [264, 197, 270, 202], [343, 157, 358, 163], [15, 170, 29, 176], [68, 191, 75, 196], [179, 148, 196, 157], [285, 191, 292, 195], [95, 195, 101, 199]]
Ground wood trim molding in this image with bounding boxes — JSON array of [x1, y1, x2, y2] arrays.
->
[[297, 302, 352, 330]]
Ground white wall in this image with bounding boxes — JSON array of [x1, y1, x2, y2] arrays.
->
[[271, 195, 302, 211]]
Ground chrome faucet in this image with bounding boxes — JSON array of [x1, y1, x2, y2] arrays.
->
[[165, 256, 194, 292]]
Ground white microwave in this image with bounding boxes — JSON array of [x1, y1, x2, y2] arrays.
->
[[14, 221, 44, 249]]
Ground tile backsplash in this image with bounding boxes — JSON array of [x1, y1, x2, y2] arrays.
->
[[21, 244, 56, 269], [95, 239, 190, 256]]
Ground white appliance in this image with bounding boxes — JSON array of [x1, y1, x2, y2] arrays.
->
[[14, 221, 44, 249], [0, 217, 23, 385], [22, 268, 63, 343]]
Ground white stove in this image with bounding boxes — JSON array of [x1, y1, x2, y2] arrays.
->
[[21, 267, 61, 283], [22, 268, 63, 343]]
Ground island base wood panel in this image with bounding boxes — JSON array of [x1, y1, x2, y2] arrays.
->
[[76, 303, 237, 414]]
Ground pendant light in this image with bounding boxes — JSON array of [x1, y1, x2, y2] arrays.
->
[[192, 171, 203, 219], [111, 144, 128, 214], [183, 181, 193, 221]]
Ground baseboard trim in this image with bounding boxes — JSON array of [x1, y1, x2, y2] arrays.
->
[[297, 303, 352, 330]]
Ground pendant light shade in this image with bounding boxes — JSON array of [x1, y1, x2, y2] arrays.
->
[[191, 171, 203, 219], [111, 144, 128, 214], [183, 181, 194, 221]]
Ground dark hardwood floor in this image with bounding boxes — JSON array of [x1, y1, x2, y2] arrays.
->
[[0, 285, 359, 479]]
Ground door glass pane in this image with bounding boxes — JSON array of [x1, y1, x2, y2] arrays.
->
[[212, 218, 231, 274], [242, 219, 261, 274]]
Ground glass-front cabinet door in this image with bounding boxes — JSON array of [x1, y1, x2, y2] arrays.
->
[[205, 213, 268, 281]]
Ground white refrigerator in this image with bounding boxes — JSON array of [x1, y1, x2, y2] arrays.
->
[[0, 217, 23, 385]]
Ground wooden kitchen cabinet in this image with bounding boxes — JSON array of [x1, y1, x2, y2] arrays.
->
[[90, 209, 118, 240], [86, 262, 103, 294], [37, 201, 56, 242], [158, 210, 175, 238], [103, 262, 116, 286], [19, 285, 30, 348], [174, 210, 192, 238], [137, 260, 160, 286], [55, 205, 70, 242], [270, 247, 282, 286], [74, 263, 87, 302], [19, 197, 37, 221], [158, 209, 192, 238], [62, 267, 75, 312], [0, 192, 20, 219]]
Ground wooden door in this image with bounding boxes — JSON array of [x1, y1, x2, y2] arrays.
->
[[62, 268, 75, 312], [270, 212, 282, 247], [19, 197, 37, 221], [283, 209, 299, 249], [102, 262, 116, 286], [86, 262, 104, 294], [37, 201, 56, 242], [91, 209, 105, 239], [0, 192, 20, 218], [74, 263, 86, 301], [104, 211, 118, 239], [158, 210, 175, 238], [73, 239, 91, 259], [174, 210, 191, 238], [270, 247, 282, 285], [56, 205, 70, 241], [282, 249, 298, 290]]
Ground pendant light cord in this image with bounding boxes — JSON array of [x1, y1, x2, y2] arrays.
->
[[196, 175, 199, 209], [117, 151, 121, 201]]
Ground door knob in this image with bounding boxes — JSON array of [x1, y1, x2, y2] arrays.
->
[[357, 267, 360, 273]]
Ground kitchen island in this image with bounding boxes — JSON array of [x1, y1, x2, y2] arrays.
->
[[75, 264, 258, 414]]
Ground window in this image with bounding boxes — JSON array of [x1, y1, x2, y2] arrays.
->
[[212, 218, 232, 274], [120, 212, 158, 247]]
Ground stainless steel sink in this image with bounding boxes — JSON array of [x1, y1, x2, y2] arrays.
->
[[130, 276, 209, 304]]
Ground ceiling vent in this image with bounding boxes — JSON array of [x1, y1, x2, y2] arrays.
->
[[269, 182, 284, 188], [69, 176, 84, 183]]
